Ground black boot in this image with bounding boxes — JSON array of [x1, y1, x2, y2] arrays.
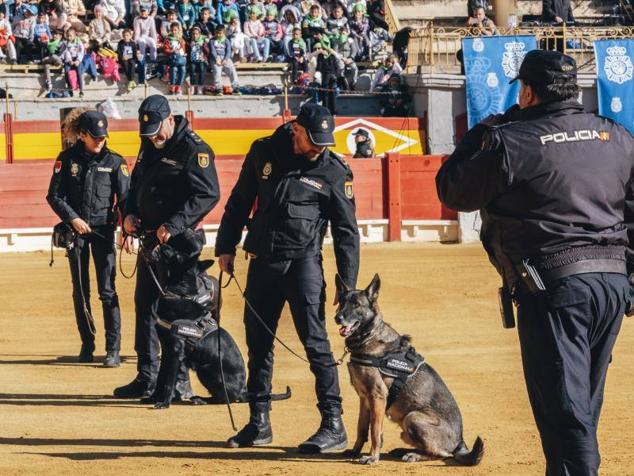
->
[[227, 404, 272, 448], [103, 350, 120, 368], [113, 377, 155, 399], [78, 344, 94, 363], [298, 408, 347, 454]]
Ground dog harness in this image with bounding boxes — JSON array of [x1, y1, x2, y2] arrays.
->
[[156, 313, 218, 340], [350, 346, 425, 409]]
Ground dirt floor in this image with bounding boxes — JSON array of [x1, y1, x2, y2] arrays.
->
[[1, 242, 634, 476]]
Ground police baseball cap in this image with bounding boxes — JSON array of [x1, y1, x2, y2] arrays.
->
[[78, 110, 108, 138], [296, 103, 335, 146], [353, 128, 370, 139], [510, 49, 577, 86], [138, 94, 171, 136]]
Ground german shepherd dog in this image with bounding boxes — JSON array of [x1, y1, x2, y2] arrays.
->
[[334, 274, 484, 465], [145, 231, 291, 409]]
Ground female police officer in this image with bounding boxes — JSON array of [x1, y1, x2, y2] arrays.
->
[[47, 110, 133, 367]]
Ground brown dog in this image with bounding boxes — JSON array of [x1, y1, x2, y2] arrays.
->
[[335, 274, 484, 465]]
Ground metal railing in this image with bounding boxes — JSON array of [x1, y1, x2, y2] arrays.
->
[[407, 24, 634, 73]]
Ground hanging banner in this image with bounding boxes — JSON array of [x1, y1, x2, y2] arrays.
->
[[594, 39, 634, 135], [462, 35, 538, 129]]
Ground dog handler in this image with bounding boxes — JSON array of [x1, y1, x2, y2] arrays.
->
[[113, 94, 221, 399], [216, 103, 360, 453], [47, 110, 132, 367], [436, 50, 634, 475]]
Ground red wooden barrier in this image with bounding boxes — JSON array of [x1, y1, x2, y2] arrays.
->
[[0, 154, 454, 231]]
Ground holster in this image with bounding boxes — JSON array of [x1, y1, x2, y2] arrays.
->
[[498, 285, 515, 329]]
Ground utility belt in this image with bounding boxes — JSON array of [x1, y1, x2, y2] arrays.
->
[[498, 258, 627, 330]]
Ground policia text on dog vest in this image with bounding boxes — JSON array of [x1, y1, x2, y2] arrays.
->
[[350, 346, 425, 409]]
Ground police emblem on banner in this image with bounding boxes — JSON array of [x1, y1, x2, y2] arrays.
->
[[344, 181, 354, 199], [472, 38, 484, 52], [54, 160, 62, 174], [70, 162, 80, 176], [198, 153, 209, 168], [120, 163, 130, 176], [501, 42, 527, 78], [604, 46, 633, 85], [611, 97, 623, 113]]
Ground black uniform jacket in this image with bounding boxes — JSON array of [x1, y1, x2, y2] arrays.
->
[[353, 140, 373, 158], [215, 122, 360, 287], [436, 100, 634, 285], [125, 115, 221, 235], [47, 141, 129, 227]]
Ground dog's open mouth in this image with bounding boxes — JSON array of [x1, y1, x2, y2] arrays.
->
[[339, 321, 360, 337]]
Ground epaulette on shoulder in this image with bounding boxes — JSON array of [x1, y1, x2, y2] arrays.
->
[[187, 130, 203, 144]]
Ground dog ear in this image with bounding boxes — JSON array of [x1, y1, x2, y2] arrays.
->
[[365, 274, 380, 301], [335, 274, 350, 295]]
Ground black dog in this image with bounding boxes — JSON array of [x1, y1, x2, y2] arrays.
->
[[145, 230, 291, 409]]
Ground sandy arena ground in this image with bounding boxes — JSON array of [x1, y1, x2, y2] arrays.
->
[[1, 243, 634, 475]]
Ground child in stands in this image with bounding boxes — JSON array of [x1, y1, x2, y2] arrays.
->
[[118, 28, 141, 90], [244, 6, 269, 62], [177, 0, 195, 31], [163, 21, 186, 94], [286, 26, 306, 83], [33, 11, 51, 61], [42, 28, 63, 91], [209, 24, 239, 94], [261, 9, 282, 59], [301, 3, 326, 52], [188, 26, 208, 94], [60, 27, 85, 96]]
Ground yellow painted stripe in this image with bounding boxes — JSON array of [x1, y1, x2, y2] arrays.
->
[[11, 127, 424, 160]]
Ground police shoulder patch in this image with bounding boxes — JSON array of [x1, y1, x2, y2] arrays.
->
[[344, 181, 354, 199], [198, 152, 210, 168], [120, 163, 130, 177], [54, 160, 62, 174]]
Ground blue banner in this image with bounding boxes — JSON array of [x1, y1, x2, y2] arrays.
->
[[463, 36, 537, 128], [594, 39, 634, 135]]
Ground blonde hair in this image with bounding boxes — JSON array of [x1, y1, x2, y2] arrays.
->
[[61, 107, 92, 147]]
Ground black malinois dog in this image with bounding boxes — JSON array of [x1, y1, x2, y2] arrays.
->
[[335, 274, 484, 465]]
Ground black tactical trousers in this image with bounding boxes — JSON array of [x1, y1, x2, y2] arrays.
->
[[134, 239, 196, 388], [68, 229, 121, 351], [516, 272, 629, 476], [244, 255, 342, 412]]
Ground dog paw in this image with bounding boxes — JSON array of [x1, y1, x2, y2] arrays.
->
[[190, 396, 208, 405], [343, 448, 361, 458], [153, 402, 170, 410], [401, 452, 422, 463], [359, 455, 379, 465]]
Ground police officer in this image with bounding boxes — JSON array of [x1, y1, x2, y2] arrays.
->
[[47, 110, 132, 367], [352, 128, 374, 158], [436, 50, 634, 475], [113, 94, 221, 398], [216, 103, 360, 453]]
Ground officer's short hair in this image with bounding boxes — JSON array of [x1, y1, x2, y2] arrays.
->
[[523, 78, 579, 104]]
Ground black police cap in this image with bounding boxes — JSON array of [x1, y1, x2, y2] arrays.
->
[[78, 110, 108, 138], [296, 103, 336, 146], [353, 128, 370, 139], [510, 49, 577, 86], [138, 94, 171, 136]]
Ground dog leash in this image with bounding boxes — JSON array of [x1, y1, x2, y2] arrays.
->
[[218, 270, 238, 432], [224, 270, 349, 368]]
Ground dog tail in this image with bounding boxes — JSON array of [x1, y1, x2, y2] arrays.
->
[[452, 436, 484, 466], [269, 386, 292, 401]]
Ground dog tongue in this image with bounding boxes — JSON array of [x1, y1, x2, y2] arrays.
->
[[339, 326, 351, 337]]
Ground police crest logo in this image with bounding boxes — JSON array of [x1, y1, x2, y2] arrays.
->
[[198, 153, 210, 168], [54, 160, 62, 174], [501, 42, 527, 79], [344, 181, 354, 199], [604, 46, 634, 85], [143, 114, 149, 122], [120, 163, 130, 177], [70, 163, 80, 176], [262, 161, 272, 179], [97, 120, 104, 127], [321, 120, 329, 130]]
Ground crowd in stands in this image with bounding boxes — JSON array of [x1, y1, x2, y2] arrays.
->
[[0, 0, 404, 101]]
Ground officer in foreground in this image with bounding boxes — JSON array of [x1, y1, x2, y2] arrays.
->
[[436, 50, 634, 475], [47, 110, 132, 367], [216, 103, 360, 453], [113, 94, 221, 398]]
